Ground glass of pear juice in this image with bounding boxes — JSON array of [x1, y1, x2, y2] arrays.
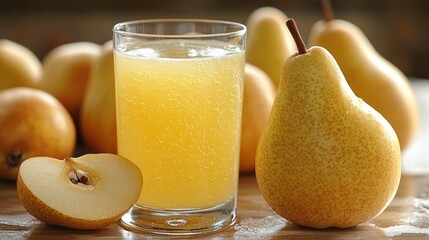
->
[[112, 19, 246, 235]]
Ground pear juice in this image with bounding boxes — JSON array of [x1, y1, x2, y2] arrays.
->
[[114, 40, 244, 209]]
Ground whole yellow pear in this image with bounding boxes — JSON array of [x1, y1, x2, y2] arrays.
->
[[80, 41, 116, 153], [39, 42, 101, 120], [0, 87, 76, 181], [240, 63, 275, 173], [256, 19, 401, 229], [308, 2, 419, 151], [245, 7, 297, 87], [0, 39, 42, 90]]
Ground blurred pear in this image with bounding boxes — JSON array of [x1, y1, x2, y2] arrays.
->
[[246, 7, 297, 88], [80, 41, 116, 153], [240, 63, 275, 173], [308, 0, 419, 150], [0, 39, 42, 90], [40, 42, 101, 121]]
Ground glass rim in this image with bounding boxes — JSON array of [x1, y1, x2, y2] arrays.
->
[[112, 18, 247, 39]]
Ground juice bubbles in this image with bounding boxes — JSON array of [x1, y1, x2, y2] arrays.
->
[[114, 40, 245, 209]]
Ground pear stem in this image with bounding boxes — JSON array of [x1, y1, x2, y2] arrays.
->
[[322, 0, 335, 22], [286, 18, 308, 55]]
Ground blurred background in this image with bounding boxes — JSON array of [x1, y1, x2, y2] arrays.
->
[[1, 0, 428, 78]]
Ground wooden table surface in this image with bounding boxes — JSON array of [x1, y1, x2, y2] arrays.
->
[[1, 79, 428, 239]]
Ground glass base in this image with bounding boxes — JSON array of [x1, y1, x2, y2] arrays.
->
[[120, 197, 236, 236]]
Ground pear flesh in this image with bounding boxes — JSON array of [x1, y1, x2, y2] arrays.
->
[[256, 45, 402, 229]]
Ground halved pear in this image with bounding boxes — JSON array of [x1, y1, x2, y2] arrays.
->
[[17, 154, 143, 230]]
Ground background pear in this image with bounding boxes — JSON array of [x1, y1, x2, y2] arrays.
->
[[240, 63, 275, 173], [39, 42, 101, 121], [308, 1, 419, 151], [0, 39, 42, 90], [245, 6, 297, 88], [256, 19, 401, 229], [0, 87, 76, 181], [80, 41, 116, 153]]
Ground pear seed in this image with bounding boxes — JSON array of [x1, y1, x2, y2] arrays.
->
[[68, 171, 78, 181], [76, 169, 87, 178], [75, 169, 89, 184], [80, 175, 89, 184]]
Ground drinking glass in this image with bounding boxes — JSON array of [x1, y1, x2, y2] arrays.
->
[[113, 19, 246, 235]]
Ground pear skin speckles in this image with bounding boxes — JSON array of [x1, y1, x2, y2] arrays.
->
[[255, 46, 401, 229]]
